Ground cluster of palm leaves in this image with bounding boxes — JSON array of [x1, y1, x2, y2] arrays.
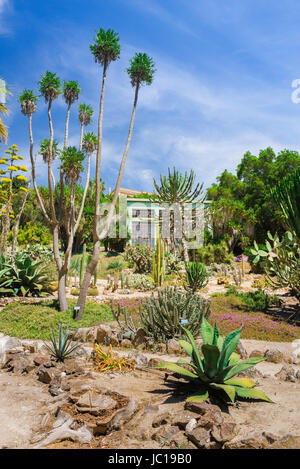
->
[[158, 318, 271, 404], [0, 253, 49, 296]]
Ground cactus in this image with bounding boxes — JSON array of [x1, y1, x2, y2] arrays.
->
[[232, 266, 242, 286], [178, 262, 208, 293], [110, 300, 137, 337], [80, 243, 87, 286], [139, 286, 211, 343], [153, 231, 165, 287], [120, 271, 125, 289]]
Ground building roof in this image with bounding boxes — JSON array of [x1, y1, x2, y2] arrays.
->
[[116, 188, 154, 196]]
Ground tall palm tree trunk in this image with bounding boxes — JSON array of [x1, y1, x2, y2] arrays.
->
[[79, 122, 84, 151], [75, 83, 140, 319]]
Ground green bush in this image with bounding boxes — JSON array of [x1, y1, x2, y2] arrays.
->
[[107, 260, 124, 270], [212, 286, 281, 312], [196, 241, 233, 265], [124, 245, 153, 273], [8, 222, 52, 246]]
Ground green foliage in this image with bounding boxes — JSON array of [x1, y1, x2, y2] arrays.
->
[[272, 167, 300, 241], [8, 221, 52, 246], [18, 89, 38, 115], [217, 285, 281, 312], [179, 262, 208, 293], [196, 241, 233, 265], [153, 232, 165, 287], [205, 262, 235, 277], [124, 245, 153, 273], [90, 28, 121, 67], [0, 300, 113, 339], [60, 146, 85, 184], [152, 167, 203, 205], [62, 80, 81, 105], [107, 259, 123, 270], [126, 52, 156, 87], [158, 320, 271, 404], [38, 71, 61, 102], [78, 104, 93, 125], [139, 286, 211, 343], [0, 253, 49, 297], [82, 132, 97, 154], [165, 252, 183, 274], [124, 273, 154, 291], [44, 323, 81, 362], [39, 138, 60, 163]]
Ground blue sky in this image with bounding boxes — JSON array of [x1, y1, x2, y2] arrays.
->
[[1, 0, 300, 192]]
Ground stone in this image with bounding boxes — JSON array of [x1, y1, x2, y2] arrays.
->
[[186, 426, 211, 449], [33, 356, 52, 368], [95, 325, 112, 345], [63, 359, 84, 376], [0, 336, 22, 363], [133, 328, 147, 347], [157, 343, 167, 353], [127, 349, 148, 367], [152, 412, 171, 428], [21, 340, 37, 353], [76, 392, 117, 416], [292, 339, 300, 365], [275, 365, 297, 382], [197, 409, 224, 430], [167, 338, 182, 355], [264, 348, 284, 363], [110, 336, 120, 347], [184, 401, 221, 416], [172, 411, 199, 430], [250, 350, 264, 359], [152, 425, 182, 444], [37, 367, 55, 384], [148, 358, 162, 368], [86, 327, 97, 343], [236, 341, 248, 359], [4, 355, 35, 374], [224, 436, 268, 450], [211, 421, 238, 443], [73, 328, 89, 343], [120, 339, 132, 348], [185, 418, 198, 434], [268, 435, 300, 449]]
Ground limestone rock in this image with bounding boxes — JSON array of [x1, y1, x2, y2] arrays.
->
[[186, 426, 211, 449], [0, 336, 22, 363], [76, 392, 117, 416], [236, 341, 248, 359], [264, 348, 284, 363], [275, 365, 297, 382], [127, 349, 148, 367], [167, 338, 182, 355], [132, 328, 147, 347], [95, 325, 112, 345]]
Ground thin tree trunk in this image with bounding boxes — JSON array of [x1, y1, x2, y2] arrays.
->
[[11, 183, 30, 259], [79, 122, 84, 151], [75, 83, 140, 319]]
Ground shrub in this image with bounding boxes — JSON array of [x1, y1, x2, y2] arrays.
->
[[158, 319, 271, 404], [124, 273, 154, 291], [107, 260, 124, 270], [8, 222, 52, 246], [124, 245, 153, 273], [196, 241, 233, 265], [139, 286, 211, 342], [178, 262, 209, 293]]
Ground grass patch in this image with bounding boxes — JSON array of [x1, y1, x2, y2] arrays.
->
[[0, 299, 113, 340]]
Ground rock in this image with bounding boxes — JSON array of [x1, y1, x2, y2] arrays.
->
[[185, 418, 198, 434], [264, 348, 284, 363], [172, 411, 199, 430], [152, 412, 171, 428], [86, 327, 97, 343], [63, 359, 84, 376], [127, 349, 148, 367], [238, 368, 263, 379], [76, 392, 117, 416], [296, 370, 300, 381], [37, 367, 55, 384], [275, 365, 297, 382], [148, 358, 162, 368], [21, 340, 37, 353], [152, 425, 183, 444], [184, 401, 221, 416], [186, 426, 211, 449], [211, 421, 238, 443], [109, 399, 138, 431], [3, 354, 35, 374], [0, 336, 22, 363], [167, 338, 182, 355], [95, 325, 112, 345], [72, 328, 89, 343], [268, 435, 300, 449], [197, 408, 224, 430], [33, 410, 92, 448], [236, 341, 248, 359], [120, 339, 132, 348], [133, 328, 147, 347], [224, 436, 269, 449], [292, 339, 300, 365], [250, 350, 264, 359], [157, 343, 167, 353], [110, 336, 120, 347], [33, 356, 52, 368]]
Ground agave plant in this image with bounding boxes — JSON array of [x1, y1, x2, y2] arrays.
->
[[44, 323, 81, 362], [158, 318, 271, 404], [177, 261, 209, 293]]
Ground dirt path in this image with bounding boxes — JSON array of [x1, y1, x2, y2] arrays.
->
[[0, 372, 49, 449]]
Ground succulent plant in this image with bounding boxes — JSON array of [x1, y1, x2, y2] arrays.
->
[[158, 319, 271, 404], [44, 323, 81, 362]]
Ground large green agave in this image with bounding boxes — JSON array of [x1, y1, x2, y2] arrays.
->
[[157, 318, 272, 404]]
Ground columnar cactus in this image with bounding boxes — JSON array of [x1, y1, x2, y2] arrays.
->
[[152, 231, 165, 287]]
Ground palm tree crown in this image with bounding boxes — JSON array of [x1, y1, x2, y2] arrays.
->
[[82, 132, 98, 154], [90, 28, 121, 67], [38, 71, 61, 103], [60, 146, 85, 185], [126, 53, 156, 88], [78, 104, 93, 126], [18, 89, 38, 116], [39, 138, 60, 163], [63, 80, 81, 106]]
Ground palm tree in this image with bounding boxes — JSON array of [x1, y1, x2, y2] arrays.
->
[[39, 138, 60, 163], [151, 168, 204, 261], [63, 81, 81, 149], [76, 52, 156, 318], [78, 104, 93, 151]]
